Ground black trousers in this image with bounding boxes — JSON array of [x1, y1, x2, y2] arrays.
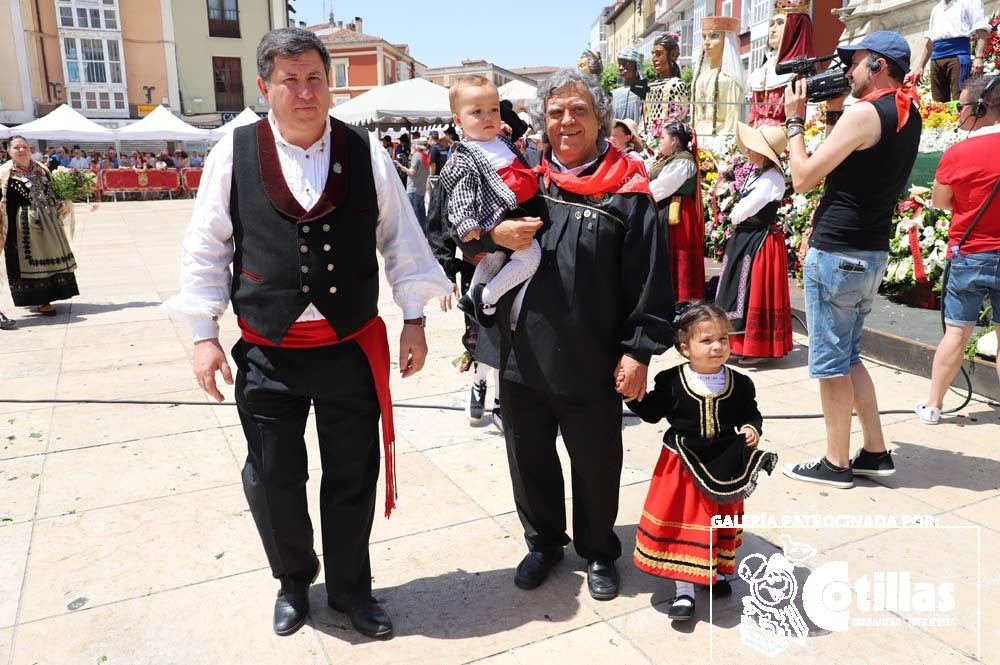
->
[[233, 339, 381, 605], [500, 378, 624, 562]]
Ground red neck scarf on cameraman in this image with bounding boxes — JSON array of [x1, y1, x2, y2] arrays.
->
[[534, 147, 652, 196], [859, 83, 920, 133]]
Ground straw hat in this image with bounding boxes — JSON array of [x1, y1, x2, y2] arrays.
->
[[613, 118, 645, 152], [735, 122, 787, 167]]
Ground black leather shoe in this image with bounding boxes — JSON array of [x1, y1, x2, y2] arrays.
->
[[0, 312, 15, 330], [712, 579, 732, 598], [667, 595, 695, 621], [273, 567, 318, 636], [514, 549, 564, 590], [586, 560, 619, 600], [329, 597, 393, 639], [456, 284, 495, 328]]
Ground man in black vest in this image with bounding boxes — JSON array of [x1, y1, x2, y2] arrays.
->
[[164, 28, 451, 639], [781, 31, 921, 490]]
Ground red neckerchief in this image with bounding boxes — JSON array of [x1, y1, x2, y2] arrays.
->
[[534, 146, 652, 196], [498, 161, 540, 204], [859, 83, 920, 133], [417, 149, 430, 168]]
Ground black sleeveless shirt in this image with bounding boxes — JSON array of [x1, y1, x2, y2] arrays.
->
[[810, 93, 921, 252]]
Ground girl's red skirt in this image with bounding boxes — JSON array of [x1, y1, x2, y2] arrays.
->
[[634, 447, 743, 585]]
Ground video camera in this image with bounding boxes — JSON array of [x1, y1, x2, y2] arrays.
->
[[775, 54, 851, 103]]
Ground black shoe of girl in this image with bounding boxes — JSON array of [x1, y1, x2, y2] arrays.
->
[[456, 292, 476, 321], [667, 595, 695, 621], [0, 311, 15, 330], [468, 284, 495, 328]]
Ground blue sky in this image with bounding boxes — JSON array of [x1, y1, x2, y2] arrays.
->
[[292, 0, 611, 69]]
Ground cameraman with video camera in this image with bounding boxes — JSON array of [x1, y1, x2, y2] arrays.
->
[[781, 32, 921, 490]]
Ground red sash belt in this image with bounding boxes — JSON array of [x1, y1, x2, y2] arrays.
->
[[239, 316, 398, 517]]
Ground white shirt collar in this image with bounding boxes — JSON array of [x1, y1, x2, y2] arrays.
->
[[969, 123, 1000, 138], [267, 110, 330, 154], [550, 139, 609, 177]]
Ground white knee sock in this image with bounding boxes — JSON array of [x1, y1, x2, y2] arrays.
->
[[480, 240, 541, 312], [675, 581, 695, 604]]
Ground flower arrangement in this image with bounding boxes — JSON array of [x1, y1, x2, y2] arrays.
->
[[883, 186, 952, 299], [984, 11, 1000, 71], [49, 167, 97, 202]]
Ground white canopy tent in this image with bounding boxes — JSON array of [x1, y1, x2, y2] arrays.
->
[[115, 105, 211, 141], [13, 104, 115, 142], [498, 80, 538, 110], [330, 78, 452, 129], [213, 107, 264, 137], [0, 122, 10, 140]]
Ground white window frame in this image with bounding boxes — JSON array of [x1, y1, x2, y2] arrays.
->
[[720, 0, 733, 18], [59, 28, 127, 115], [746, 0, 773, 32], [395, 60, 409, 82], [55, 0, 119, 30], [331, 59, 349, 88], [691, 0, 706, 65]]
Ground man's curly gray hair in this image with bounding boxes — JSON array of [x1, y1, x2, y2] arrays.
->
[[530, 68, 613, 144]]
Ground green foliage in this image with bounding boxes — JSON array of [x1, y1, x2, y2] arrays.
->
[[965, 324, 996, 360], [601, 62, 618, 93], [643, 61, 657, 82], [49, 169, 97, 202], [680, 65, 694, 85]]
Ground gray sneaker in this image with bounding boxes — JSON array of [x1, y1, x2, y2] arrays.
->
[[782, 457, 854, 489], [851, 448, 896, 477]]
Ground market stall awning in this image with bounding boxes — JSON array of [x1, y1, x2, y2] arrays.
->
[[213, 107, 265, 137], [330, 78, 452, 127], [115, 105, 212, 141], [13, 104, 115, 142], [498, 80, 538, 106]]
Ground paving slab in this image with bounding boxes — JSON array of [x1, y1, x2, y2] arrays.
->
[[0, 200, 997, 664]]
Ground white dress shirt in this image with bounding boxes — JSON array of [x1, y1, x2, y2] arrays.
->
[[926, 0, 989, 41], [164, 112, 451, 341], [730, 168, 786, 226], [648, 157, 697, 203]]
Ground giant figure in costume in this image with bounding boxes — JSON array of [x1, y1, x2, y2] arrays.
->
[[692, 16, 747, 136], [612, 47, 649, 127], [644, 33, 691, 130], [747, 0, 815, 128]]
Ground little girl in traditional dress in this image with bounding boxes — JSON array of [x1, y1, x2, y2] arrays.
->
[[624, 302, 777, 621]]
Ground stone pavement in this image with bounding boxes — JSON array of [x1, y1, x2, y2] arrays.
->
[[0, 200, 998, 665]]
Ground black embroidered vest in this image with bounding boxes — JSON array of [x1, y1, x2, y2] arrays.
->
[[230, 119, 379, 344]]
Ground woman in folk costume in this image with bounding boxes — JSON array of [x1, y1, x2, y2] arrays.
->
[[644, 33, 691, 129], [626, 303, 777, 621], [714, 122, 794, 363], [1, 135, 78, 321], [648, 122, 705, 301], [691, 16, 747, 136], [747, 0, 816, 128]]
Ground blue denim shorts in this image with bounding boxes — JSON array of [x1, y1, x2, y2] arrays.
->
[[943, 248, 1000, 326], [803, 247, 888, 379]]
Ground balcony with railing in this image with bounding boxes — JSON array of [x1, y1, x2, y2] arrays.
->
[[208, 7, 240, 38]]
